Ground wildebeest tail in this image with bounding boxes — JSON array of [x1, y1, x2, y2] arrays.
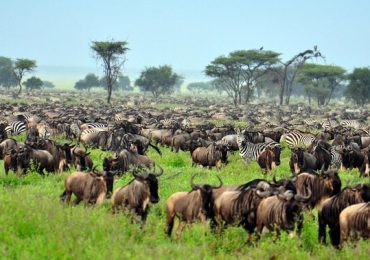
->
[[149, 142, 162, 156]]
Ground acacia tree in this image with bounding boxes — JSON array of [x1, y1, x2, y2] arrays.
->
[[91, 40, 129, 103], [23, 76, 43, 92], [13, 58, 37, 96], [345, 67, 370, 106], [0, 56, 17, 89], [297, 63, 345, 106], [205, 49, 280, 106], [74, 73, 100, 91], [135, 65, 181, 98], [270, 47, 323, 105]]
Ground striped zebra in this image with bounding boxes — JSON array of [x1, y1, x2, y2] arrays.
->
[[321, 119, 339, 130], [160, 119, 179, 128], [283, 131, 315, 148], [340, 120, 364, 130], [86, 122, 107, 129], [237, 134, 281, 161], [329, 148, 342, 169], [69, 123, 81, 139], [5, 121, 27, 136]]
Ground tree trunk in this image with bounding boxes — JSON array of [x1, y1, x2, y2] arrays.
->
[[279, 84, 284, 105], [16, 82, 22, 97], [107, 84, 112, 103]]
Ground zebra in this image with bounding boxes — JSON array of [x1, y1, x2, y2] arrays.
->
[[340, 120, 364, 130], [237, 134, 281, 162], [5, 121, 27, 136], [283, 131, 315, 148], [69, 123, 81, 140], [329, 148, 342, 169], [160, 119, 180, 129], [86, 122, 107, 129], [321, 119, 339, 131]]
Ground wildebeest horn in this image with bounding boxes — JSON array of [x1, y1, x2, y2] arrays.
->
[[212, 175, 223, 189], [320, 164, 325, 174], [153, 165, 164, 177], [256, 189, 270, 198], [92, 165, 99, 174], [294, 187, 312, 202]]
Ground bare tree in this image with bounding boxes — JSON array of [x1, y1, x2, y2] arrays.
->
[[271, 46, 324, 105]]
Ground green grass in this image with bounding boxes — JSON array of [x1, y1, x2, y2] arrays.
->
[[0, 140, 370, 259]]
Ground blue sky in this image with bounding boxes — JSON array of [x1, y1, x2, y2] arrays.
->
[[0, 0, 369, 82]]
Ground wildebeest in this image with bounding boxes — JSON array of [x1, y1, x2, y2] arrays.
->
[[60, 170, 114, 206], [111, 166, 163, 224], [339, 202, 370, 246], [289, 147, 320, 174], [3, 149, 17, 175], [191, 142, 227, 170], [342, 146, 370, 177], [165, 174, 222, 238], [318, 183, 370, 247], [257, 146, 278, 173], [213, 180, 273, 242], [256, 188, 311, 239], [14, 144, 55, 175], [293, 170, 342, 209]]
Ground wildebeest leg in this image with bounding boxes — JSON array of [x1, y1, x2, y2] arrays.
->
[[329, 225, 340, 248], [318, 216, 327, 244], [64, 191, 72, 205], [176, 222, 185, 240], [73, 197, 82, 205]]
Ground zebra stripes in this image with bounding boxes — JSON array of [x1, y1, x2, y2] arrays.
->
[[340, 120, 363, 130], [5, 121, 27, 136], [86, 123, 108, 129], [237, 134, 281, 161], [283, 131, 315, 148]]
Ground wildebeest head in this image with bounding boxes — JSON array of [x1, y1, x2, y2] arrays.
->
[[16, 145, 31, 175], [277, 188, 311, 230], [290, 147, 305, 174], [320, 169, 342, 196], [350, 183, 370, 202], [190, 173, 223, 218], [73, 147, 91, 171], [132, 166, 164, 203]]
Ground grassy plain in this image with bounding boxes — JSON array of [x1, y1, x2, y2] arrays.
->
[[0, 133, 369, 259]]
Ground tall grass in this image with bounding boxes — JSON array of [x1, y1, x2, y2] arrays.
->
[[0, 143, 369, 259]]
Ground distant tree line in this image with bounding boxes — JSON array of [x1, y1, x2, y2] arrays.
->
[[3, 42, 370, 106], [0, 56, 54, 96], [204, 47, 370, 107]]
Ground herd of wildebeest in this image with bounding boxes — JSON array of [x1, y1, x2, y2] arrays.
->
[[0, 98, 370, 249]]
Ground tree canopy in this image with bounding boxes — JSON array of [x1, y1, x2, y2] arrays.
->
[[13, 58, 37, 96], [74, 73, 100, 91], [135, 65, 181, 98], [0, 56, 17, 89], [345, 67, 370, 106], [91, 40, 129, 103], [23, 76, 43, 91], [297, 63, 346, 106], [205, 49, 280, 106]]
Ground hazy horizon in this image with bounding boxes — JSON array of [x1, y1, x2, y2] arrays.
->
[[1, 1, 370, 88]]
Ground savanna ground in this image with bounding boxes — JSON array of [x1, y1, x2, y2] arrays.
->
[[0, 91, 369, 259]]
